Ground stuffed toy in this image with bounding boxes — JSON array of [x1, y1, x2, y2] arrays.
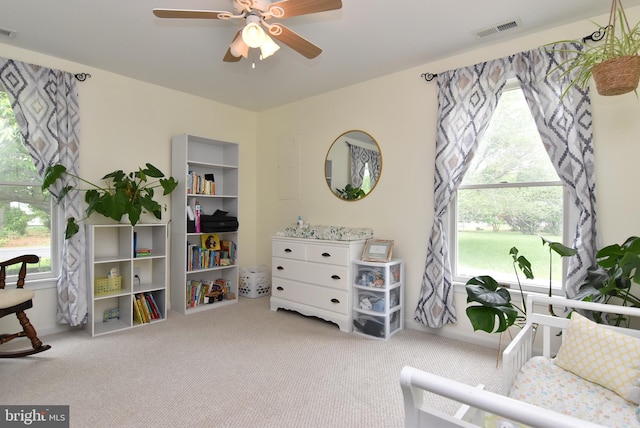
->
[[359, 294, 385, 312], [359, 297, 373, 310]]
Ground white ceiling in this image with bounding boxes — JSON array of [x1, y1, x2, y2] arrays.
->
[[2, 0, 639, 111]]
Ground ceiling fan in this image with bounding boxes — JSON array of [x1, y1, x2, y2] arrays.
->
[[153, 0, 343, 63]]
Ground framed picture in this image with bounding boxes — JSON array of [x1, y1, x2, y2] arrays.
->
[[361, 239, 394, 262]]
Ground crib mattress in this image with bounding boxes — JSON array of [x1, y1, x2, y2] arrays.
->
[[502, 356, 639, 427]]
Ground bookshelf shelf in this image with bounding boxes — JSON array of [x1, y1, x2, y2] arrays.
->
[[171, 133, 239, 315], [85, 223, 167, 336]]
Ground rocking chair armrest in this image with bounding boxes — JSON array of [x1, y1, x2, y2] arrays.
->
[[0, 254, 40, 290], [0, 254, 40, 268]]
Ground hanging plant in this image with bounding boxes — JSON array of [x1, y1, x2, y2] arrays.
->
[[548, 0, 640, 96]]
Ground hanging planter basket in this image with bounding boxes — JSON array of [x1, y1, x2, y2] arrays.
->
[[592, 55, 640, 95]]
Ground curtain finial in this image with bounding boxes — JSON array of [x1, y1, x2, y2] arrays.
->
[[421, 73, 437, 82]]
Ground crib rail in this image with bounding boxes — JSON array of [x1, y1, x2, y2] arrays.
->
[[400, 366, 605, 428], [503, 294, 640, 394]]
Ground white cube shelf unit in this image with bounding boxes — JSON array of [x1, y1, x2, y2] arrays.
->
[[85, 223, 168, 336]]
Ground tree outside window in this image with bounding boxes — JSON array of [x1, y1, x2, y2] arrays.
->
[[452, 85, 566, 289], [0, 91, 52, 276]]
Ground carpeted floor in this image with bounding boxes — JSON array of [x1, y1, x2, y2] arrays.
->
[[1, 296, 501, 427]]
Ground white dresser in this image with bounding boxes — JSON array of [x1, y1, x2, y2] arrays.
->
[[270, 236, 366, 332]]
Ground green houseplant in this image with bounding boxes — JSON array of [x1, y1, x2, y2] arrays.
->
[[465, 237, 576, 333], [549, 0, 640, 96], [574, 236, 640, 326], [42, 163, 178, 239], [335, 184, 365, 200]]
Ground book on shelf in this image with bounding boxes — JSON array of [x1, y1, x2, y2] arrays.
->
[[186, 278, 230, 307], [137, 293, 152, 322], [135, 248, 153, 258], [187, 171, 216, 195], [186, 239, 237, 271], [187, 170, 193, 194], [201, 233, 220, 250], [145, 294, 160, 319], [133, 297, 144, 324], [133, 292, 162, 322], [186, 280, 206, 308]]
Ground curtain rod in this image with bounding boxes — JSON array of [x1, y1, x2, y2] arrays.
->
[[74, 73, 91, 81], [420, 26, 611, 82]]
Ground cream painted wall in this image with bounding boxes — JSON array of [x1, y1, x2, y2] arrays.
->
[[257, 7, 640, 349], [0, 43, 258, 336]]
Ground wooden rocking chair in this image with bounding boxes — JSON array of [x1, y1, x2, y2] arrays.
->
[[0, 254, 51, 357]]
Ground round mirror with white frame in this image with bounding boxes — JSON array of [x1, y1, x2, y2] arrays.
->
[[325, 130, 382, 201]]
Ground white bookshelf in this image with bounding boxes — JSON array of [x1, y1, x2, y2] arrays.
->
[[170, 133, 239, 315]]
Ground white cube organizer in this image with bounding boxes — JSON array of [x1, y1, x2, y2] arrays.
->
[[239, 266, 271, 298]]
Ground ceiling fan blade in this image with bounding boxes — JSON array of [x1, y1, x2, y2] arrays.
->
[[225, 30, 248, 61], [268, 24, 322, 59], [153, 9, 229, 19], [223, 49, 242, 62], [268, 0, 342, 18]]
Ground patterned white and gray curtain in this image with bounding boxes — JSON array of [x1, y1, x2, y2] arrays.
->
[[415, 44, 596, 328], [349, 144, 381, 188], [513, 43, 597, 298], [414, 59, 510, 328], [0, 57, 87, 326]]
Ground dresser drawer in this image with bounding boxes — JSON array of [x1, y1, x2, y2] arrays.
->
[[272, 257, 349, 290], [272, 277, 349, 315], [272, 240, 307, 260], [306, 243, 350, 266]]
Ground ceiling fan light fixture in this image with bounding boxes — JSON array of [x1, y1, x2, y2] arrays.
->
[[242, 22, 265, 48], [259, 34, 280, 59]]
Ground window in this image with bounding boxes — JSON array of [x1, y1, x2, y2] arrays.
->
[[361, 162, 372, 194], [449, 81, 571, 291], [0, 90, 58, 280]]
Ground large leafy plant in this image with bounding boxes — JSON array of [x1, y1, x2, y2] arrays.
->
[[465, 237, 576, 333], [574, 236, 640, 326], [43, 163, 178, 239]]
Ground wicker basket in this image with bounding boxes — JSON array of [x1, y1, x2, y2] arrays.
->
[[95, 276, 122, 296], [592, 55, 640, 96]]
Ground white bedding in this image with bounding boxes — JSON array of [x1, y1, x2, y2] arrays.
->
[[503, 356, 639, 428]]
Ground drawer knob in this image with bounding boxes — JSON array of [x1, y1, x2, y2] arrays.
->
[[322, 252, 331, 258], [331, 274, 341, 280], [277, 286, 284, 291], [330, 298, 340, 304], [277, 266, 284, 270], [284, 248, 292, 253]]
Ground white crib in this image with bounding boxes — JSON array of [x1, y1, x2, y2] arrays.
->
[[401, 294, 640, 428]]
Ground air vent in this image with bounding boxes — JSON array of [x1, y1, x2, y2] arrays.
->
[[0, 27, 16, 38], [473, 18, 522, 39]]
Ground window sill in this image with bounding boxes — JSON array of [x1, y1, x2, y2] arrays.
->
[[4, 276, 57, 291], [453, 280, 564, 298]]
